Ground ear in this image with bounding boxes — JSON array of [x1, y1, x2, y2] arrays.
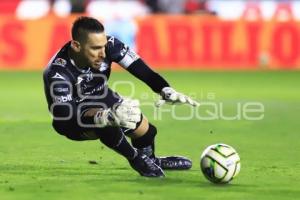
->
[[71, 40, 81, 53]]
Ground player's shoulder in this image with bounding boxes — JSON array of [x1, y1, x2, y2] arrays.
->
[[105, 35, 140, 66], [44, 42, 71, 81], [106, 35, 125, 50], [105, 35, 129, 61], [106, 35, 122, 44], [43, 59, 71, 83]]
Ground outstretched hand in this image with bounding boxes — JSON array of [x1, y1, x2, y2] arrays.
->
[[155, 87, 200, 107]]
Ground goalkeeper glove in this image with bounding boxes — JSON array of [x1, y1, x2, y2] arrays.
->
[[156, 87, 199, 107], [94, 98, 141, 129]]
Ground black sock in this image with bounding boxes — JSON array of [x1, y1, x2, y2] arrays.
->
[[131, 123, 157, 158], [99, 127, 137, 160]]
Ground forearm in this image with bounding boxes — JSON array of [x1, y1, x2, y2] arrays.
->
[[80, 108, 100, 125], [126, 59, 170, 93]]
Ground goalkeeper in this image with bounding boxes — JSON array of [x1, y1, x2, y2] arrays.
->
[[43, 16, 199, 177]]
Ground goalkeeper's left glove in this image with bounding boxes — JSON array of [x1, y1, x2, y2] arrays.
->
[[156, 87, 200, 107], [94, 98, 141, 129]]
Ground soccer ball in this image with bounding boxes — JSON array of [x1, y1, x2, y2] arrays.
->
[[200, 143, 241, 184]]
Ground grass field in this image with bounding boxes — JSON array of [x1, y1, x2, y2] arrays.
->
[[0, 70, 300, 200]]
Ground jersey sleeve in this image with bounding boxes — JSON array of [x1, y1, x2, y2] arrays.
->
[[126, 59, 170, 93], [106, 36, 169, 93], [106, 36, 140, 68]]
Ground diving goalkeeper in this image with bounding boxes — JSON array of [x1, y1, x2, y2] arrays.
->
[[43, 16, 199, 177]]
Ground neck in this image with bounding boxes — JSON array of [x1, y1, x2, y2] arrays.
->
[[68, 48, 86, 69]]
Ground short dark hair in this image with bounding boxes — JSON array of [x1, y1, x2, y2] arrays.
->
[[71, 16, 105, 42]]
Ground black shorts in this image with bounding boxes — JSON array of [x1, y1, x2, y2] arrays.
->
[[78, 87, 122, 114], [52, 88, 126, 141]]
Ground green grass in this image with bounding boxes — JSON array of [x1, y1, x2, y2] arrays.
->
[[0, 70, 300, 200]]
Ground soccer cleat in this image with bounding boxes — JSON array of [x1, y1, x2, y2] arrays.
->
[[138, 146, 192, 170], [128, 152, 165, 177], [154, 156, 192, 170]]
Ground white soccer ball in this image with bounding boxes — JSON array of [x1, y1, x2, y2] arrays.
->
[[200, 143, 241, 184]]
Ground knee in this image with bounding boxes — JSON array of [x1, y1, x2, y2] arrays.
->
[[133, 116, 149, 137], [98, 127, 124, 148], [130, 119, 157, 140], [52, 120, 84, 141], [52, 120, 68, 135]]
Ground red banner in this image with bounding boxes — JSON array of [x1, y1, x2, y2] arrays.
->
[[136, 15, 300, 69], [0, 15, 300, 70]]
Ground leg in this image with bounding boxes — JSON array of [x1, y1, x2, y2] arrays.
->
[[96, 126, 137, 160], [128, 116, 156, 158], [52, 120, 97, 141], [53, 119, 164, 177], [127, 115, 193, 170], [93, 126, 164, 177], [53, 87, 164, 177]]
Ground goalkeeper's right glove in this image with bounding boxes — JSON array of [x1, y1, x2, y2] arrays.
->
[[156, 87, 200, 107], [94, 98, 141, 130]]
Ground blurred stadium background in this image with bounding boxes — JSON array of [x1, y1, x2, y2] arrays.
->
[[1, 0, 300, 70], [1, 1, 300, 200]]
